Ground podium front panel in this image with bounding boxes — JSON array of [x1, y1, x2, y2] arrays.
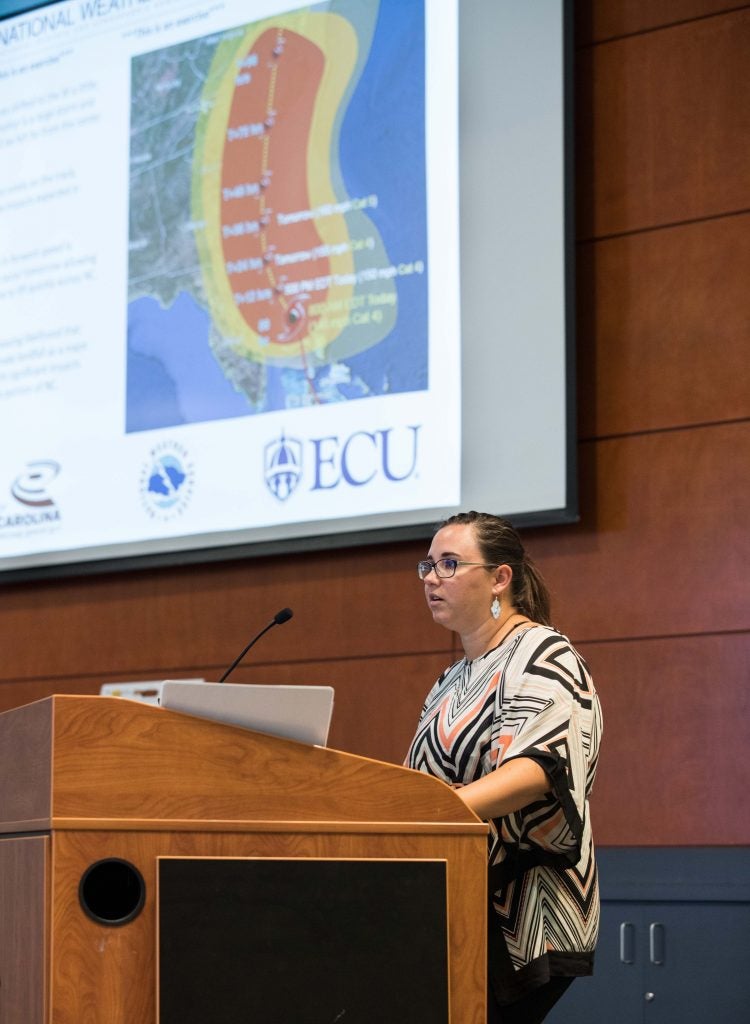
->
[[157, 857, 450, 1024]]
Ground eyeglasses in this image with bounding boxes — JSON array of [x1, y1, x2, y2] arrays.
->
[[417, 558, 497, 580]]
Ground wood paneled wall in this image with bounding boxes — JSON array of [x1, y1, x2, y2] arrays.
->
[[1, 1, 748, 846], [568, 0, 750, 845]]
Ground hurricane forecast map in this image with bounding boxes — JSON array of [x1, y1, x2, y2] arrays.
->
[[126, 0, 428, 432]]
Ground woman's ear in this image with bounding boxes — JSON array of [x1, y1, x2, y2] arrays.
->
[[492, 563, 513, 594]]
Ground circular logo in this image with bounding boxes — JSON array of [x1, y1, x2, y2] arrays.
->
[[140, 442, 194, 519]]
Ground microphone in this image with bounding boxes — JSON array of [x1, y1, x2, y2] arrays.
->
[[217, 608, 294, 683]]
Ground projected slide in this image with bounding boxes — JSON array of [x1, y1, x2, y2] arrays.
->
[[0, 0, 572, 578], [0, 0, 464, 571], [127, 3, 426, 431]]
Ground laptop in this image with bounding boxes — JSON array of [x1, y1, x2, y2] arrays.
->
[[158, 680, 335, 747]]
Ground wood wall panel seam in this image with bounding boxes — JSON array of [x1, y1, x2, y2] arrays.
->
[[579, 418, 750, 445], [575, 2, 750, 48], [576, 206, 750, 245]]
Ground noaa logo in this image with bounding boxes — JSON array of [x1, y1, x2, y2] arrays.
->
[[264, 433, 302, 501], [11, 460, 60, 507], [140, 441, 194, 519]]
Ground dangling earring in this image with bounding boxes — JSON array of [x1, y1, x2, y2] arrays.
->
[[491, 596, 501, 620]]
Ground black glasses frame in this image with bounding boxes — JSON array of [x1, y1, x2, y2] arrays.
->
[[417, 558, 497, 580]]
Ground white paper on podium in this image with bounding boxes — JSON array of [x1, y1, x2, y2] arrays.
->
[[100, 680, 204, 705], [158, 680, 335, 747]]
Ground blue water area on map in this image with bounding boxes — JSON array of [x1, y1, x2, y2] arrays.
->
[[338, 0, 428, 394], [126, 292, 251, 432]]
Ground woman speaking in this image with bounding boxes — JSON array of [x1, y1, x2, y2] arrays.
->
[[406, 512, 602, 1023]]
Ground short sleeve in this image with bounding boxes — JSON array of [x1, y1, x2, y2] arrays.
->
[[488, 631, 601, 862]]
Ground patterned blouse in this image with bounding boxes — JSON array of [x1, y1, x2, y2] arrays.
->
[[406, 625, 603, 1004]]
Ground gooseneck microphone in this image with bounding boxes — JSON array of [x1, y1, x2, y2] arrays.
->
[[218, 608, 294, 683]]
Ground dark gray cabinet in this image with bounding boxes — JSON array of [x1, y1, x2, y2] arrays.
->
[[546, 848, 750, 1023]]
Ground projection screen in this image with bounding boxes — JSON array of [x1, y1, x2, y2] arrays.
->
[[0, 0, 574, 579]]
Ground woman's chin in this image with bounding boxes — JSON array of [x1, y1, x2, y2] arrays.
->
[[429, 604, 453, 628]]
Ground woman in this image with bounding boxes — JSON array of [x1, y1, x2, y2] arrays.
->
[[406, 512, 602, 1023]]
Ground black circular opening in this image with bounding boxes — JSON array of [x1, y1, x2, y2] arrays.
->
[[79, 858, 146, 926]]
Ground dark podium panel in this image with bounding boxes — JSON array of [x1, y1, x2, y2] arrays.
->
[[159, 858, 449, 1024]]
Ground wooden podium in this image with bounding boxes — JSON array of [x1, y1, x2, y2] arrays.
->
[[0, 695, 488, 1023]]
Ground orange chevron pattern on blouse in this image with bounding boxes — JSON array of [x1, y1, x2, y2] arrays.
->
[[406, 625, 603, 1000]]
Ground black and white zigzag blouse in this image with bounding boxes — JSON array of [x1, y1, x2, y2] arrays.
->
[[406, 625, 603, 1004]]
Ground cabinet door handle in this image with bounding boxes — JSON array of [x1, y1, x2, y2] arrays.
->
[[619, 921, 636, 964], [649, 921, 665, 965]]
